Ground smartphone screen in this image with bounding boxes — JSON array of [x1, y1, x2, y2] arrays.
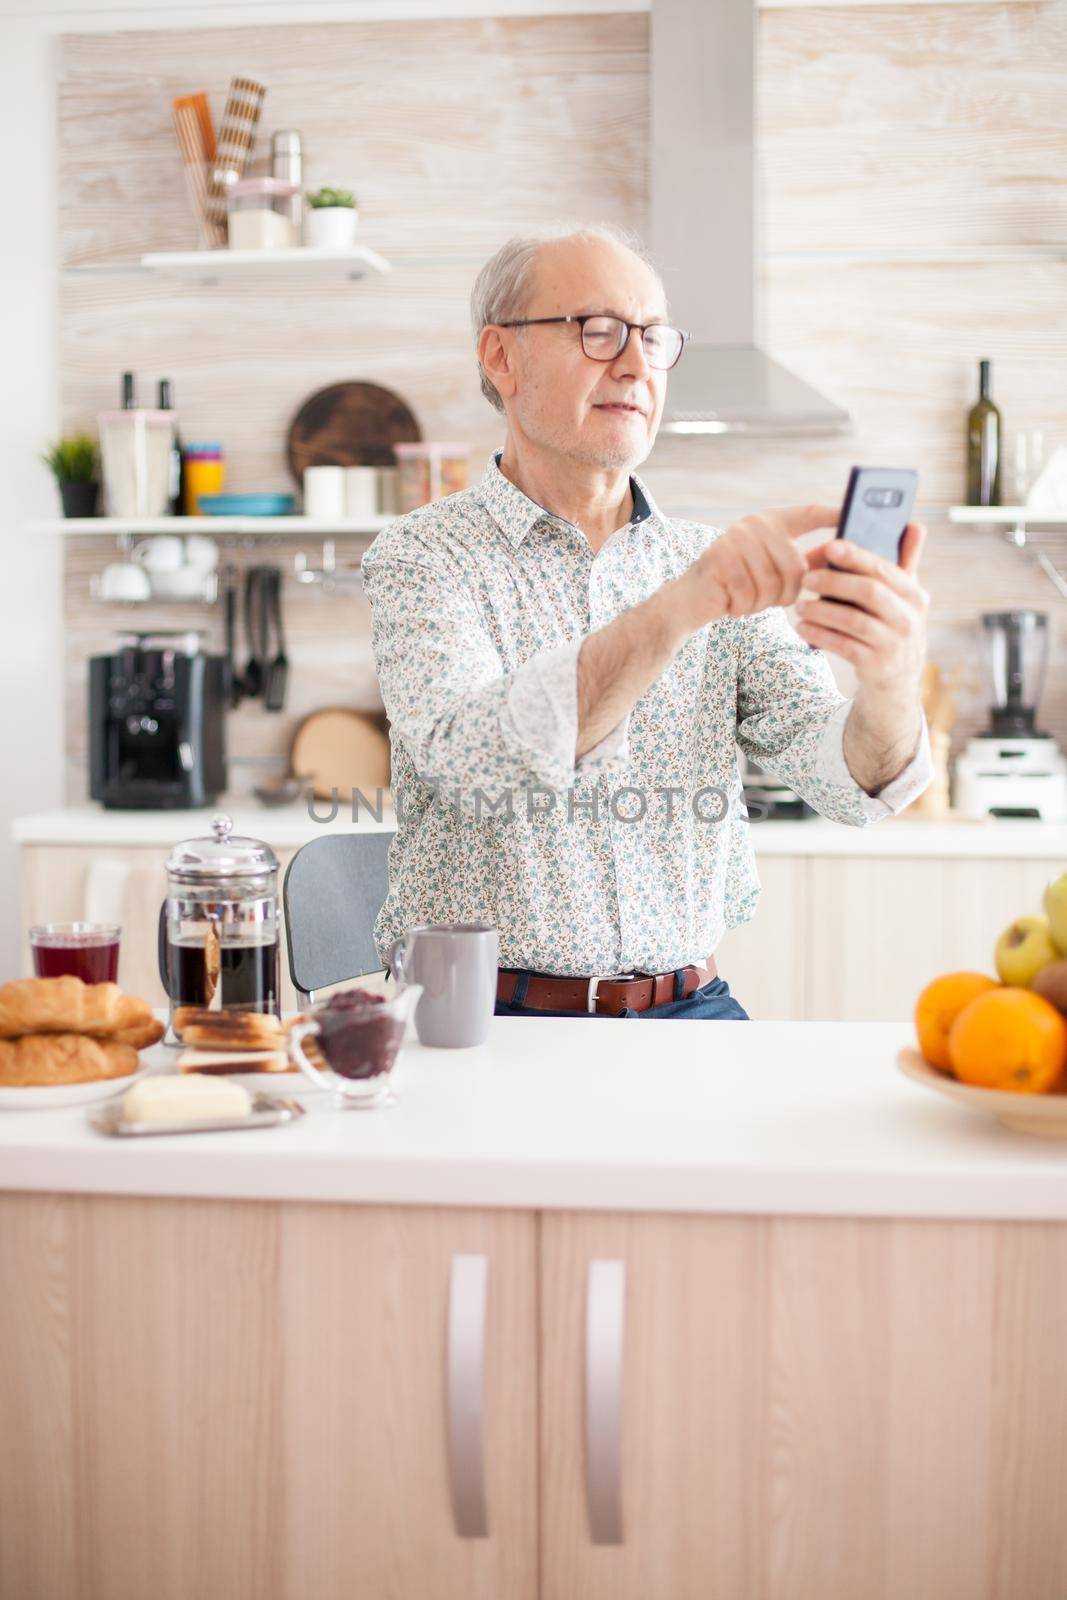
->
[[835, 466, 918, 565]]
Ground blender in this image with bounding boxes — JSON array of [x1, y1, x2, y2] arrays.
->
[[954, 610, 1067, 820]]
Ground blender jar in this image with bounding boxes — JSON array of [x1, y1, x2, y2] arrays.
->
[[158, 813, 281, 1042]]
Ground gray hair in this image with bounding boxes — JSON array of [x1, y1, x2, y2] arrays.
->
[[470, 222, 667, 413]]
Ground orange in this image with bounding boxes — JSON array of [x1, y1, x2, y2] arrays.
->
[[915, 971, 999, 1070], [947, 987, 1067, 1094]]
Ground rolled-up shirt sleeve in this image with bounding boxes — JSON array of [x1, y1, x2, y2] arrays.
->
[[734, 604, 932, 826], [362, 548, 629, 803], [505, 638, 632, 774]]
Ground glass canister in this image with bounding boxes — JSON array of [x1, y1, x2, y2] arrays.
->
[[158, 813, 281, 1042], [226, 176, 299, 250], [393, 442, 470, 511], [98, 409, 175, 518]]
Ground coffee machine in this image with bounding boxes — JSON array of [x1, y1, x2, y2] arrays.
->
[[954, 610, 1067, 821], [89, 631, 227, 809]]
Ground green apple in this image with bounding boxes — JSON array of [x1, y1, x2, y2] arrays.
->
[[994, 915, 1060, 987], [1043, 872, 1067, 954]]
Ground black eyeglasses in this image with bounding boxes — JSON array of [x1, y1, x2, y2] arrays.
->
[[497, 314, 688, 371]]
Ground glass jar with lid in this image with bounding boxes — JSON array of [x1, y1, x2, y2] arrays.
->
[[226, 177, 299, 250], [158, 813, 281, 1042]]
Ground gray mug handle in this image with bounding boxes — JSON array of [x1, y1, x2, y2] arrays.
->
[[388, 928, 419, 986]]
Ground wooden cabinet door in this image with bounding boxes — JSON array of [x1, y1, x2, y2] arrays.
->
[[539, 1210, 1067, 1600], [805, 855, 1066, 1021], [712, 855, 807, 1019], [0, 1194, 537, 1600]]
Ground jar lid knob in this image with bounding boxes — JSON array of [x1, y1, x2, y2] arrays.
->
[[211, 812, 234, 843]]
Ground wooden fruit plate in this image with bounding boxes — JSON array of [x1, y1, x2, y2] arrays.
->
[[897, 1047, 1067, 1138]]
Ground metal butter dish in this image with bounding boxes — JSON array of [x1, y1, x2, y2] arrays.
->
[[89, 1092, 305, 1138]]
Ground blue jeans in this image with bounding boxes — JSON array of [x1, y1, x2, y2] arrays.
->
[[495, 972, 750, 1020]]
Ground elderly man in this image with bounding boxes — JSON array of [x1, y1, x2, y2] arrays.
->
[[362, 223, 931, 1019]]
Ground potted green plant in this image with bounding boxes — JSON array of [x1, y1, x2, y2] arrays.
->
[[41, 433, 100, 518], [304, 186, 358, 250]]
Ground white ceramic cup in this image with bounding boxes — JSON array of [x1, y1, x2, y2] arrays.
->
[[344, 466, 378, 520], [376, 466, 401, 516], [131, 535, 184, 573], [99, 562, 152, 602], [183, 534, 220, 572], [303, 465, 346, 519]]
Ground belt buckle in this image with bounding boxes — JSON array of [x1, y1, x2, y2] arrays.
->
[[587, 972, 636, 1015]]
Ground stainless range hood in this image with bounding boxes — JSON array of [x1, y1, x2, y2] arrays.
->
[[649, 0, 850, 436]]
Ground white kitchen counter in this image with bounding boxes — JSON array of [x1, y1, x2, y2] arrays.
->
[[12, 801, 394, 849], [2, 1019, 1066, 1218], [12, 804, 1067, 857]]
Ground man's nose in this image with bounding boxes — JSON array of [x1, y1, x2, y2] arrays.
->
[[613, 326, 653, 378]]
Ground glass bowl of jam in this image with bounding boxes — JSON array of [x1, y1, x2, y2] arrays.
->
[[287, 984, 422, 1108]]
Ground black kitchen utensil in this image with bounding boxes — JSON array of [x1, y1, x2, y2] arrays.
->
[[223, 566, 241, 708], [241, 566, 265, 701], [263, 566, 289, 713], [256, 564, 272, 704]]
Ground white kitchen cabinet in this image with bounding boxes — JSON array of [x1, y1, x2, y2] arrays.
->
[[804, 854, 1067, 1021], [0, 1194, 538, 1600], [711, 855, 807, 1019], [539, 1210, 1067, 1600]]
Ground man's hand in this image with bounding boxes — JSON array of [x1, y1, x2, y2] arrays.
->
[[793, 523, 929, 693], [675, 504, 841, 630], [795, 523, 931, 795]]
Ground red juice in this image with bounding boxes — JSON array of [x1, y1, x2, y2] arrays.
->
[[30, 925, 120, 984]]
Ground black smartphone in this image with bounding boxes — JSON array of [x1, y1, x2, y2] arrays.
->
[[824, 466, 918, 605]]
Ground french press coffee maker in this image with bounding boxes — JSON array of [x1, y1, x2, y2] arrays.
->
[[158, 813, 281, 1042]]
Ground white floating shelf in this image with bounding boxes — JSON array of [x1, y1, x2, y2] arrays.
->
[[67, 246, 391, 282], [29, 515, 394, 536], [142, 245, 390, 280], [949, 506, 1067, 526]]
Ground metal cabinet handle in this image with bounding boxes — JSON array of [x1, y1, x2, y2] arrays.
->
[[585, 1257, 626, 1545], [446, 1253, 489, 1538]]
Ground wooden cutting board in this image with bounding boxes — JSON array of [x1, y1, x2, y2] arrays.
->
[[290, 708, 391, 801], [286, 381, 421, 480]]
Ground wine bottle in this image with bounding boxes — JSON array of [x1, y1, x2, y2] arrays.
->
[[158, 378, 184, 516], [121, 371, 137, 410], [966, 358, 1002, 506]]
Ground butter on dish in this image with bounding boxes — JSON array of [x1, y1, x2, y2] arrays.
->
[[122, 1073, 252, 1126]]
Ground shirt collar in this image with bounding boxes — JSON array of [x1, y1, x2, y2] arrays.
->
[[476, 448, 661, 548]]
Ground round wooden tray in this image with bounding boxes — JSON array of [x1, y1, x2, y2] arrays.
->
[[897, 1046, 1067, 1138], [286, 381, 421, 480], [291, 707, 391, 801]]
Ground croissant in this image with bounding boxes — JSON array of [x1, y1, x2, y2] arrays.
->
[[0, 1033, 140, 1087], [0, 977, 163, 1048]]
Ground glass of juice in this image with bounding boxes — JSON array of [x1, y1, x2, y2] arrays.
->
[[29, 923, 121, 984]]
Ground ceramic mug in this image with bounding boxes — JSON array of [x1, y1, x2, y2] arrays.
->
[[183, 534, 220, 572], [98, 561, 151, 602], [303, 466, 346, 519], [390, 924, 499, 1048], [344, 466, 378, 520], [131, 535, 184, 573]]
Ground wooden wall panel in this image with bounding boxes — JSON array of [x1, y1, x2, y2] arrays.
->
[[56, 5, 1067, 802]]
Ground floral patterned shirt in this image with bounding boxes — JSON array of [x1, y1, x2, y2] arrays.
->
[[361, 449, 931, 976]]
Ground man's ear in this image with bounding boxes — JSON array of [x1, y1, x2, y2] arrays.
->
[[478, 325, 518, 403]]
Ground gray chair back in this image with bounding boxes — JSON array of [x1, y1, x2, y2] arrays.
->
[[283, 830, 395, 1001]]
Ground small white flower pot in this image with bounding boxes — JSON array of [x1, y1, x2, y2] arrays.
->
[[304, 206, 359, 250]]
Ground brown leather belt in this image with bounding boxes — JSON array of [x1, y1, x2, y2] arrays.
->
[[496, 959, 717, 1017]]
